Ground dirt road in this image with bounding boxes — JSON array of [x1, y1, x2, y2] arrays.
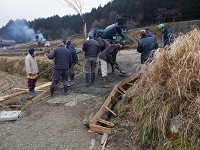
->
[[0, 49, 140, 150]]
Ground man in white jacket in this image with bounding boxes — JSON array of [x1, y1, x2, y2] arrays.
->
[[25, 48, 39, 94]]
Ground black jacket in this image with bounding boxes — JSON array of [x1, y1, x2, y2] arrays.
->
[[99, 44, 120, 65], [82, 39, 100, 58], [137, 36, 157, 63], [97, 39, 111, 52], [47, 44, 72, 70]]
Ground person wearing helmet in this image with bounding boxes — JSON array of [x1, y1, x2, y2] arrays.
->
[[157, 24, 174, 50]]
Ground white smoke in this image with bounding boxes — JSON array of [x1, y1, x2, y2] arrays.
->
[[36, 31, 46, 42], [6, 19, 44, 43]]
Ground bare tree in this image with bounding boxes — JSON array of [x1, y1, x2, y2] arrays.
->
[[63, 0, 87, 39]]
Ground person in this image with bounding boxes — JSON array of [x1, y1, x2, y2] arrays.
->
[[145, 27, 153, 37], [157, 24, 174, 50], [47, 43, 72, 96], [137, 30, 158, 64], [63, 37, 79, 86], [82, 36, 100, 87], [96, 37, 111, 75], [96, 37, 111, 52], [25, 47, 39, 95], [99, 43, 123, 88]]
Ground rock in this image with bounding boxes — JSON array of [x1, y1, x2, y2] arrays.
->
[[90, 139, 95, 150], [101, 133, 108, 144]]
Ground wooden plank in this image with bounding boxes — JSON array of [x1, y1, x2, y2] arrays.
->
[[105, 106, 116, 116], [118, 86, 126, 94], [96, 118, 115, 127], [0, 91, 28, 102], [0, 82, 51, 102], [89, 113, 94, 122], [89, 124, 111, 135], [14, 88, 45, 92], [90, 73, 141, 125], [126, 82, 134, 86], [114, 88, 124, 94], [21, 90, 49, 110], [35, 82, 51, 90]]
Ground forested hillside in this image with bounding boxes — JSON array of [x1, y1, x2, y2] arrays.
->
[[0, 0, 200, 43]]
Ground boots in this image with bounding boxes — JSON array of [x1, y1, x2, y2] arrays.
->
[[101, 77, 110, 88], [32, 87, 37, 94], [29, 87, 35, 95], [91, 73, 95, 85], [64, 85, 68, 94], [85, 73, 90, 87], [50, 87, 54, 97]]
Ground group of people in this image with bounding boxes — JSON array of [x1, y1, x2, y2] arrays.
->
[[137, 24, 174, 64], [25, 37, 78, 96], [25, 23, 174, 96], [82, 36, 124, 88]]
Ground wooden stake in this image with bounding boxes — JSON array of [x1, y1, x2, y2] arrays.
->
[[105, 106, 116, 116], [101, 138, 108, 150]]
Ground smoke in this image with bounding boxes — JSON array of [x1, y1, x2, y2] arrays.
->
[[5, 19, 45, 43], [35, 31, 46, 42]]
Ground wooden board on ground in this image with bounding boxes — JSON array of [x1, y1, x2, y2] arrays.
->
[[0, 82, 51, 102], [89, 72, 141, 134]]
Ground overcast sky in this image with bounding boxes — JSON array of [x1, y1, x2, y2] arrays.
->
[[0, 0, 111, 28]]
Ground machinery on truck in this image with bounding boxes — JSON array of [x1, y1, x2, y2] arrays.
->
[[88, 15, 138, 45]]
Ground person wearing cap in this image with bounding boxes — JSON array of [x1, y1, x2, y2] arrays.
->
[[99, 42, 123, 88], [157, 24, 174, 50], [63, 37, 79, 86], [82, 36, 100, 87], [145, 27, 153, 37], [47, 43, 72, 96], [137, 30, 158, 64], [25, 48, 39, 95]]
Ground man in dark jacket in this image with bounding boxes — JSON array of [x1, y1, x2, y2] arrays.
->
[[97, 37, 111, 52], [63, 37, 78, 86], [82, 36, 100, 87], [137, 30, 157, 64], [157, 24, 174, 50], [99, 43, 123, 87], [47, 43, 72, 96]]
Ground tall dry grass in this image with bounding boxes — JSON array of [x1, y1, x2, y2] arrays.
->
[[126, 28, 200, 149]]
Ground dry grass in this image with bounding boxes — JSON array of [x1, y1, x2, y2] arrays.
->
[[120, 28, 200, 149]]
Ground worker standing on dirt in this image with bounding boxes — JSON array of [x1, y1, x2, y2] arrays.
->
[[82, 36, 100, 87], [25, 48, 39, 95], [99, 43, 123, 88], [137, 30, 158, 64], [157, 24, 174, 50], [145, 27, 153, 37], [63, 37, 78, 86], [47, 43, 72, 96], [96, 37, 111, 75]]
